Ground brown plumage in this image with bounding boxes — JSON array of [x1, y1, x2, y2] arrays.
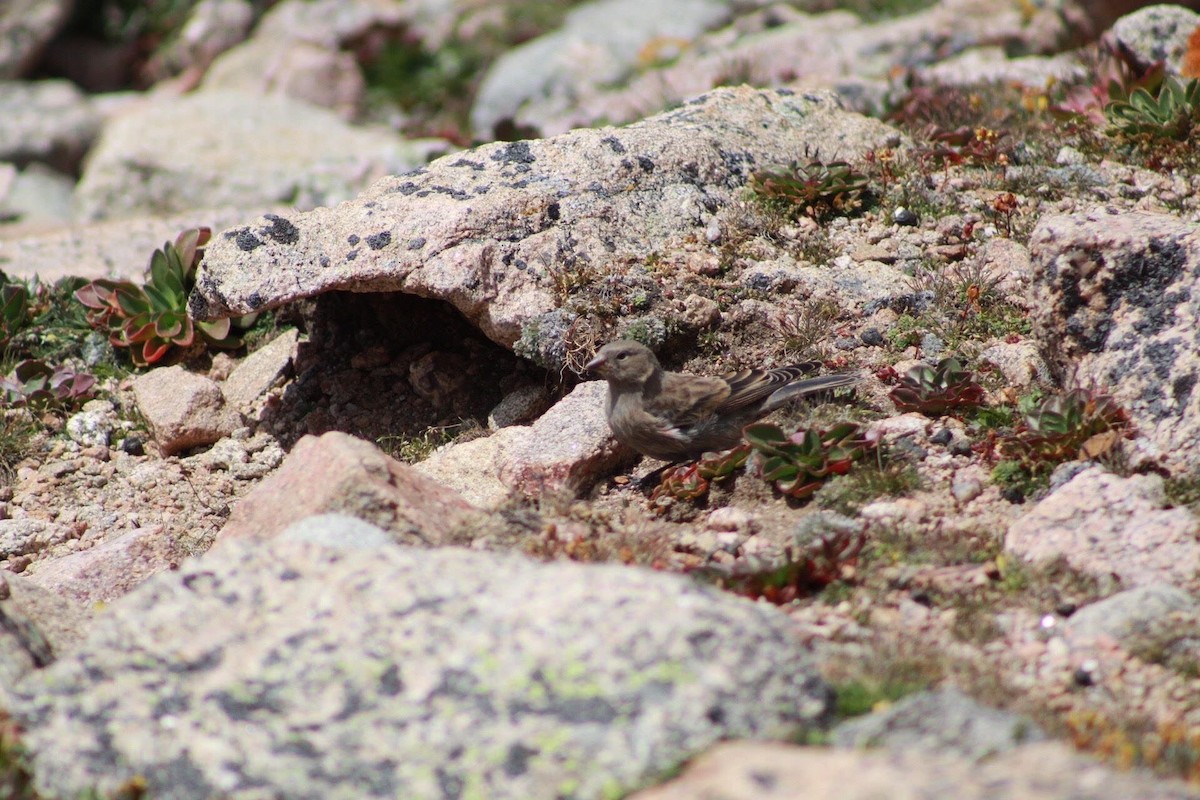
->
[[586, 340, 860, 462]]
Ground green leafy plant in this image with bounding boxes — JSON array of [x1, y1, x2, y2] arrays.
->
[[651, 445, 750, 503], [888, 357, 985, 415], [0, 360, 96, 408], [1105, 74, 1200, 140], [0, 274, 30, 348], [749, 158, 871, 222], [689, 528, 865, 605], [744, 422, 876, 500], [1050, 39, 1160, 127], [1001, 387, 1131, 465], [75, 228, 239, 367]]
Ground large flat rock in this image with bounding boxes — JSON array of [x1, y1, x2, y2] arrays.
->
[[12, 519, 830, 799], [190, 86, 904, 356]]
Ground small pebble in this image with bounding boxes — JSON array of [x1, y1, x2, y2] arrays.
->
[[859, 328, 885, 346]]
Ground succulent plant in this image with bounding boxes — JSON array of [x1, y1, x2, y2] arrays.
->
[[743, 421, 876, 500], [75, 228, 239, 366], [888, 357, 986, 415], [1105, 74, 1200, 140], [750, 158, 870, 221], [0, 360, 95, 408], [651, 445, 750, 503], [1002, 387, 1131, 465], [689, 528, 865, 604]]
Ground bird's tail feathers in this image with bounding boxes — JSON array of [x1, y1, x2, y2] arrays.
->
[[764, 372, 861, 411]]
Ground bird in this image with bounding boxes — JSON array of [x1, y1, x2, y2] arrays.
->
[[586, 340, 860, 462]]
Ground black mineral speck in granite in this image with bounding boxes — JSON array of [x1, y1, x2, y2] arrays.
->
[[547, 203, 560, 221], [503, 743, 538, 778], [407, 237, 426, 250], [246, 291, 265, 310], [235, 229, 264, 251], [751, 770, 779, 791], [154, 756, 218, 799], [490, 141, 535, 164], [379, 665, 403, 696], [211, 689, 282, 720], [320, 255, 331, 268], [347, 250, 359, 261], [347, 234, 360, 245], [601, 135, 627, 154], [1174, 371, 1197, 407], [637, 155, 654, 172], [436, 768, 464, 800], [260, 214, 299, 245], [366, 231, 392, 250], [1144, 340, 1179, 380]]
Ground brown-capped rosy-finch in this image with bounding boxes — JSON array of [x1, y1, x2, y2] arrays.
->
[[586, 340, 860, 462]]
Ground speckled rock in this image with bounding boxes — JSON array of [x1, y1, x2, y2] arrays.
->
[[1005, 467, 1200, 590], [470, 0, 733, 139], [627, 739, 1200, 800], [496, 380, 633, 498], [202, 38, 366, 120], [191, 87, 905, 369], [1064, 584, 1198, 646], [219, 328, 298, 412], [24, 525, 190, 607], [0, 79, 100, 173], [0, 571, 88, 701], [1110, 4, 1200, 76], [133, 366, 239, 456], [0, 0, 71, 79], [0, 518, 73, 561], [507, 0, 1092, 136], [419, 381, 631, 507], [72, 90, 447, 221], [12, 521, 831, 800], [832, 688, 1046, 761], [413, 428, 522, 510], [0, 206, 289, 282], [215, 430, 485, 545], [1029, 208, 1200, 471], [253, 0, 407, 48]]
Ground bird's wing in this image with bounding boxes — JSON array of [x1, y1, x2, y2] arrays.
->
[[649, 373, 732, 428], [762, 371, 861, 413], [716, 362, 821, 414]]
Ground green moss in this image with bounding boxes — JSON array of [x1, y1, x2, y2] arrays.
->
[[621, 317, 667, 349], [991, 458, 1044, 493], [378, 421, 479, 463], [833, 674, 929, 719], [1164, 473, 1200, 513]]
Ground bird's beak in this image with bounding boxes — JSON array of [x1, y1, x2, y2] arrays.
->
[[585, 353, 606, 373]]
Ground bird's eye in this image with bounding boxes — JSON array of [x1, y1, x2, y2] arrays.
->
[[616, 353, 628, 360]]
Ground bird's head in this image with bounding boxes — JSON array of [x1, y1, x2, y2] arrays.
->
[[585, 340, 661, 388]]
